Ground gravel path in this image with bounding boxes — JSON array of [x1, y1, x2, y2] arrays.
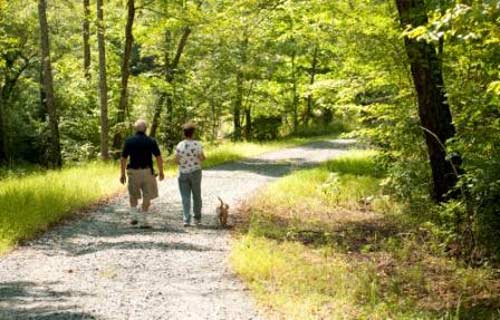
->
[[0, 139, 355, 320]]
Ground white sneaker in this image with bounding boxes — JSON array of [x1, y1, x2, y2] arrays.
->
[[130, 207, 140, 225]]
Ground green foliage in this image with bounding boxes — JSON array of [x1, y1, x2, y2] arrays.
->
[[1, 0, 498, 259]]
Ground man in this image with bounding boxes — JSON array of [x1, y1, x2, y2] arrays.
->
[[175, 122, 205, 227], [120, 119, 164, 227]]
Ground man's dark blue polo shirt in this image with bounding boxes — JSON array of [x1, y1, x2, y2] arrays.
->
[[121, 132, 161, 170]]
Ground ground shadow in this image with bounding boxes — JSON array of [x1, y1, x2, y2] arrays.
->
[[297, 139, 358, 151], [206, 159, 293, 178], [0, 281, 99, 320], [238, 209, 500, 318]]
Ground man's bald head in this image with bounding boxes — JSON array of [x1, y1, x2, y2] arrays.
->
[[134, 119, 147, 133]]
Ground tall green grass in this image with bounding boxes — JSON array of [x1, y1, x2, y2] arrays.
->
[[231, 151, 500, 319], [0, 162, 120, 252]]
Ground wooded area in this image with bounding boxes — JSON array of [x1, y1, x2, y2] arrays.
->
[[0, 0, 499, 259]]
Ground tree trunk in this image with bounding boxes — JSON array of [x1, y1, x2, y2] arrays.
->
[[304, 46, 318, 126], [395, 0, 458, 202], [96, 0, 109, 160], [233, 38, 248, 141], [149, 27, 191, 145], [244, 107, 252, 140], [291, 52, 299, 132], [233, 70, 243, 141], [83, 0, 91, 79], [149, 93, 165, 138], [112, 0, 135, 150], [0, 93, 6, 163], [38, 0, 62, 168]]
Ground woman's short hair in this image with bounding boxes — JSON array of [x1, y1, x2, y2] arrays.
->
[[183, 121, 196, 138]]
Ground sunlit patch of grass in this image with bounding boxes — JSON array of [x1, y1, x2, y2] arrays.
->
[[0, 162, 121, 253], [263, 150, 391, 212], [231, 151, 500, 319], [201, 137, 331, 169]]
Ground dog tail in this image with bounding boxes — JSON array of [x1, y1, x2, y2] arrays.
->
[[218, 197, 224, 206]]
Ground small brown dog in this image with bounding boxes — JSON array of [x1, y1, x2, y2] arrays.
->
[[216, 197, 229, 227]]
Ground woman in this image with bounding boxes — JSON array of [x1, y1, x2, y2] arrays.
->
[[175, 122, 205, 226]]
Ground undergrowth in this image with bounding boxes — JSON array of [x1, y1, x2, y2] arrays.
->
[[231, 151, 500, 319]]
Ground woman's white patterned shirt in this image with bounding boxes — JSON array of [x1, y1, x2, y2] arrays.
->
[[176, 139, 203, 174]]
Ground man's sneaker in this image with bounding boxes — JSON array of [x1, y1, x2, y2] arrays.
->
[[130, 208, 140, 225], [194, 219, 201, 226], [183, 222, 191, 227]]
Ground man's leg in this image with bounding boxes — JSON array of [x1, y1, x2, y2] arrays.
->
[[141, 169, 158, 214], [130, 198, 138, 208], [142, 199, 151, 212], [127, 169, 142, 225], [191, 170, 202, 222], [178, 174, 192, 224]]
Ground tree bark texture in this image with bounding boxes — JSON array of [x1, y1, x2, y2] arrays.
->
[[233, 70, 243, 141], [97, 0, 109, 159], [233, 38, 248, 141], [38, 0, 62, 168], [83, 0, 91, 79], [291, 52, 299, 132], [112, 0, 135, 150], [0, 93, 6, 163], [395, 0, 458, 202], [304, 46, 318, 126]]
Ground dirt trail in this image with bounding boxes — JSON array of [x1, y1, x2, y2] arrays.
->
[[0, 139, 355, 320]]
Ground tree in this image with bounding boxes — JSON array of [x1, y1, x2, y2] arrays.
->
[[96, 0, 109, 160], [83, 0, 91, 79], [395, 0, 458, 202], [38, 0, 62, 168], [112, 0, 136, 151], [149, 26, 192, 145]]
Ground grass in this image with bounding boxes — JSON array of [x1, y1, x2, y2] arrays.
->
[[0, 136, 330, 254], [231, 151, 500, 319], [0, 162, 120, 253]]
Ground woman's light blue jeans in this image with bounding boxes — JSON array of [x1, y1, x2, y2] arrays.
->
[[178, 169, 202, 223]]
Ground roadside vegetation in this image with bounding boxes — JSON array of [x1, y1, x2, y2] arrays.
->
[[0, 136, 333, 254], [231, 151, 500, 319]]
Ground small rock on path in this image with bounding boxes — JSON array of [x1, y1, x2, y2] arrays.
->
[[0, 139, 355, 320]]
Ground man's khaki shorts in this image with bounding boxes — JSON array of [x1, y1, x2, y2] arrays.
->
[[127, 168, 158, 202]]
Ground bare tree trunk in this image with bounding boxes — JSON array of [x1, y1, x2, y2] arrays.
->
[[112, 0, 135, 150], [290, 51, 299, 132], [83, 0, 91, 79], [0, 93, 6, 163], [38, 0, 62, 168], [304, 46, 318, 126], [233, 70, 243, 141], [395, 0, 458, 202], [96, 0, 109, 159], [233, 38, 248, 141], [244, 107, 251, 140]]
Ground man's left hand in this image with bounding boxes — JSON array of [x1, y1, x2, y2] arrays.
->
[[120, 175, 126, 185], [159, 172, 165, 181]]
